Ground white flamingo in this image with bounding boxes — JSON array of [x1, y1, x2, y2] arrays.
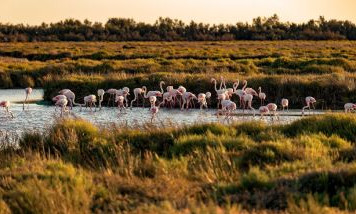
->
[[0, 101, 14, 118], [258, 87, 267, 105], [23, 87, 33, 110], [344, 103, 356, 113], [281, 98, 289, 112], [97, 89, 105, 110], [130, 87, 146, 109], [302, 96, 316, 115]]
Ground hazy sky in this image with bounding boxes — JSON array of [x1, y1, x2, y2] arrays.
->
[[1, 0, 356, 25]]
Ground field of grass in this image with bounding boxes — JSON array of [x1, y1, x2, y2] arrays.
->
[[1, 41, 356, 109], [0, 114, 355, 213]]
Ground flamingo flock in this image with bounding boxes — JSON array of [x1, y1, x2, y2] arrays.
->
[[0, 78, 354, 122], [39, 78, 312, 122]]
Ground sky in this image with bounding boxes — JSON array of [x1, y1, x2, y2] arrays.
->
[[1, 0, 356, 25]]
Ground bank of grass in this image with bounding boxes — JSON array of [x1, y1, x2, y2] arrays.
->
[[0, 114, 355, 212], [2, 41, 356, 109]]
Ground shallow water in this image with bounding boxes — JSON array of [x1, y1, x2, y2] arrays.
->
[[0, 89, 324, 138]]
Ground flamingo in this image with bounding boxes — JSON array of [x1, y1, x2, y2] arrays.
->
[[97, 89, 105, 110], [0, 101, 14, 118], [115, 89, 130, 107], [302, 96, 316, 115], [258, 87, 267, 105], [242, 92, 256, 116], [115, 95, 126, 112], [168, 87, 182, 107], [161, 92, 174, 108], [222, 77, 235, 99], [23, 87, 33, 110], [281, 98, 289, 112], [198, 92, 211, 110], [149, 96, 157, 108], [59, 89, 79, 109], [211, 78, 229, 108], [219, 100, 236, 121], [177, 85, 187, 108], [150, 105, 160, 123], [142, 86, 163, 107], [234, 80, 245, 108], [211, 78, 227, 95], [266, 103, 279, 120], [130, 87, 146, 109], [55, 98, 68, 117], [243, 80, 258, 96], [259, 106, 269, 120], [106, 88, 118, 107], [344, 103, 356, 113], [52, 95, 67, 112], [81, 95, 97, 112], [181, 92, 197, 110]]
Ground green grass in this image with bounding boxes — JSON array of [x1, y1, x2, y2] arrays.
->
[[0, 114, 356, 212]]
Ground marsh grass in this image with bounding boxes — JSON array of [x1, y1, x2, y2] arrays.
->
[[1, 114, 356, 212]]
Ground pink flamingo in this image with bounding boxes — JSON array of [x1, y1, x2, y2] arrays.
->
[[150, 105, 160, 123], [130, 87, 146, 109], [81, 95, 97, 112], [106, 88, 118, 107], [59, 89, 78, 109], [234, 80, 245, 108], [115, 95, 126, 112], [266, 103, 279, 120], [181, 92, 197, 110], [198, 92, 211, 109], [168, 86, 182, 107], [258, 87, 266, 105], [23, 87, 33, 110], [115, 89, 130, 107], [219, 100, 236, 121], [161, 92, 174, 108], [0, 101, 14, 118], [243, 80, 258, 96], [222, 77, 235, 99], [281, 98, 289, 112], [302, 96, 316, 115], [242, 92, 256, 116], [344, 103, 356, 113], [97, 89, 105, 110], [142, 86, 163, 107], [52, 95, 68, 117], [52, 95, 67, 111], [149, 96, 157, 108], [259, 106, 269, 120]]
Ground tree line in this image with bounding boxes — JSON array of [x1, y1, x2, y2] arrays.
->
[[1, 14, 356, 42]]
